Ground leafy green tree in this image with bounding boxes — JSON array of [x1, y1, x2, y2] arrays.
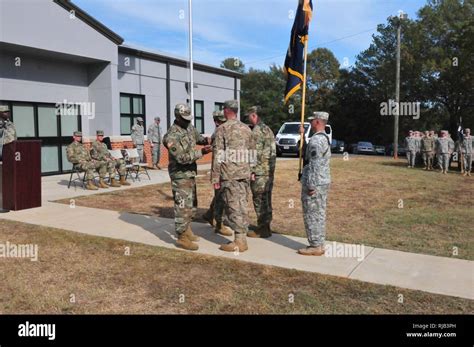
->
[[221, 57, 246, 74]]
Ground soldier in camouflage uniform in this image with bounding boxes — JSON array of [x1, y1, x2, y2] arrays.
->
[[0, 105, 17, 146], [246, 106, 276, 238], [163, 104, 212, 251], [90, 130, 131, 187], [131, 117, 145, 162], [212, 100, 256, 253], [202, 110, 232, 236], [298, 112, 331, 256], [148, 117, 162, 169], [404, 130, 417, 168], [460, 128, 472, 176], [421, 130, 435, 170], [66, 131, 107, 191], [435, 130, 455, 174]]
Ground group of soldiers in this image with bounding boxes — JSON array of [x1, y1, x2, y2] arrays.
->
[[130, 116, 163, 169], [163, 99, 331, 256], [404, 129, 473, 176], [66, 131, 132, 190]]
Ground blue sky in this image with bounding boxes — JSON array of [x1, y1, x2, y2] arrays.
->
[[74, 0, 427, 70]]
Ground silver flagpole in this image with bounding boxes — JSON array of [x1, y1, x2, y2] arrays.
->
[[188, 0, 194, 123]]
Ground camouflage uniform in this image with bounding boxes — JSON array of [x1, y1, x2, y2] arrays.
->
[[163, 115, 208, 236], [66, 141, 106, 180], [131, 119, 145, 162], [0, 119, 17, 145], [435, 135, 455, 172], [148, 119, 162, 166], [211, 109, 255, 238], [460, 134, 473, 173], [250, 119, 276, 231], [404, 135, 417, 167], [421, 135, 435, 169], [300, 125, 331, 248], [90, 140, 126, 177]]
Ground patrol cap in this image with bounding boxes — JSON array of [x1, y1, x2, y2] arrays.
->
[[245, 106, 260, 116], [154, 116, 161, 121], [224, 100, 239, 112], [212, 110, 226, 122], [96, 130, 104, 136], [0, 105, 9, 112], [174, 103, 192, 121], [307, 111, 329, 121], [136, 117, 144, 122], [73, 131, 82, 136]]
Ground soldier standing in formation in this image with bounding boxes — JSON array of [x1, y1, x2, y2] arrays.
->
[[404, 130, 417, 168], [298, 112, 331, 256], [212, 100, 255, 253], [90, 130, 131, 187], [421, 130, 435, 170], [460, 128, 472, 176], [163, 104, 212, 251], [0, 105, 17, 146], [66, 131, 107, 191], [202, 110, 232, 236], [131, 117, 145, 163], [246, 106, 276, 238], [148, 117, 162, 169], [435, 130, 455, 174]]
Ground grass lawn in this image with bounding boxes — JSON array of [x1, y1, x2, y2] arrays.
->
[[57, 155, 474, 260], [0, 220, 472, 314]]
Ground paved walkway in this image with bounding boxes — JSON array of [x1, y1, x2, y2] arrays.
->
[[1, 163, 473, 300]]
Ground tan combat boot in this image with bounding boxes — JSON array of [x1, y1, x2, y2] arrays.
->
[[220, 235, 248, 253], [98, 178, 109, 189], [183, 225, 200, 242], [298, 245, 325, 256], [214, 222, 233, 236], [247, 225, 271, 238], [120, 176, 131, 186], [176, 233, 199, 251], [468, 172, 472, 177], [110, 178, 121, 188], [85, 180, 98, 191]]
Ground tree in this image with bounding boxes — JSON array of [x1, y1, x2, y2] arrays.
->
[[221, 57, 246, 74]]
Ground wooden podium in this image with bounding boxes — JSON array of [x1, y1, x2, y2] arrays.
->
[[0, 140, 42, 211]]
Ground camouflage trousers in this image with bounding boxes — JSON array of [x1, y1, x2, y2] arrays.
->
[[463, 153, 472, 172], [437, 153, 450, 171], [221, 180, 250, 236], [422, 151, 434, 168], [105, 159, 126, 177], [136, 144, 144, 162], [301, 184, 330, 247], [77, 160, 107, 180], [152, 143, 161, 166], [206, 188, 225, 224], [171, 178, 197, 235], [250, 175, 274, 228], [406, 151, 416, 167]]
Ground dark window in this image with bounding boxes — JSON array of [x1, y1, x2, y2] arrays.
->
[[214, 102, 224, 112], [120, 93, 145, 135], [194, 100, 204, 134]]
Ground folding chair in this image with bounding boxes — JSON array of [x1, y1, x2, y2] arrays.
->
[[126, 148, 151, 181], [67, 164, 87, 189]]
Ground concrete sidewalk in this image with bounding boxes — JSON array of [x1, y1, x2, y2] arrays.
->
[[1, 162, 473, 300]]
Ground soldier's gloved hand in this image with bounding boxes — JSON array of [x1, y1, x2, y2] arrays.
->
[[250, 173, 256, 181], [201, 145, 212, 155]]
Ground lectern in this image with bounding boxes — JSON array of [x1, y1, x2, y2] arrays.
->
[[0, 140, 42, 211]]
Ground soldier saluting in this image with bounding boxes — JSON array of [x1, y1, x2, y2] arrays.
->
[[163, 104, 212, 251], [298, 112, 331, 256]]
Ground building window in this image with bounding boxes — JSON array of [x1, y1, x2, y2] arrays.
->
[[214, 102, 224, 112], [120, 93, 145, 135], [194, 100, 204, 133]]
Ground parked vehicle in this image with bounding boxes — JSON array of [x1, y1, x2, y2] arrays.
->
[[386, 144, 407, 156], [347, 143, 358, 154], [374, 145, 385, 155], [275, 122, 332, 156], [354, 141, 375, 155], [331, 139, 345, 153]]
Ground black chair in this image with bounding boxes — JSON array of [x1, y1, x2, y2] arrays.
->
[[67, 164, 87, 189]]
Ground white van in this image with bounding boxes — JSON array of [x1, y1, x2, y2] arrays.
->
[[275, 122, 332, 156]]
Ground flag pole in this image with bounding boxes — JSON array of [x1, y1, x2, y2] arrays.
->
[[298, 36, 309, 178], [188, 0, 194, 122]]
